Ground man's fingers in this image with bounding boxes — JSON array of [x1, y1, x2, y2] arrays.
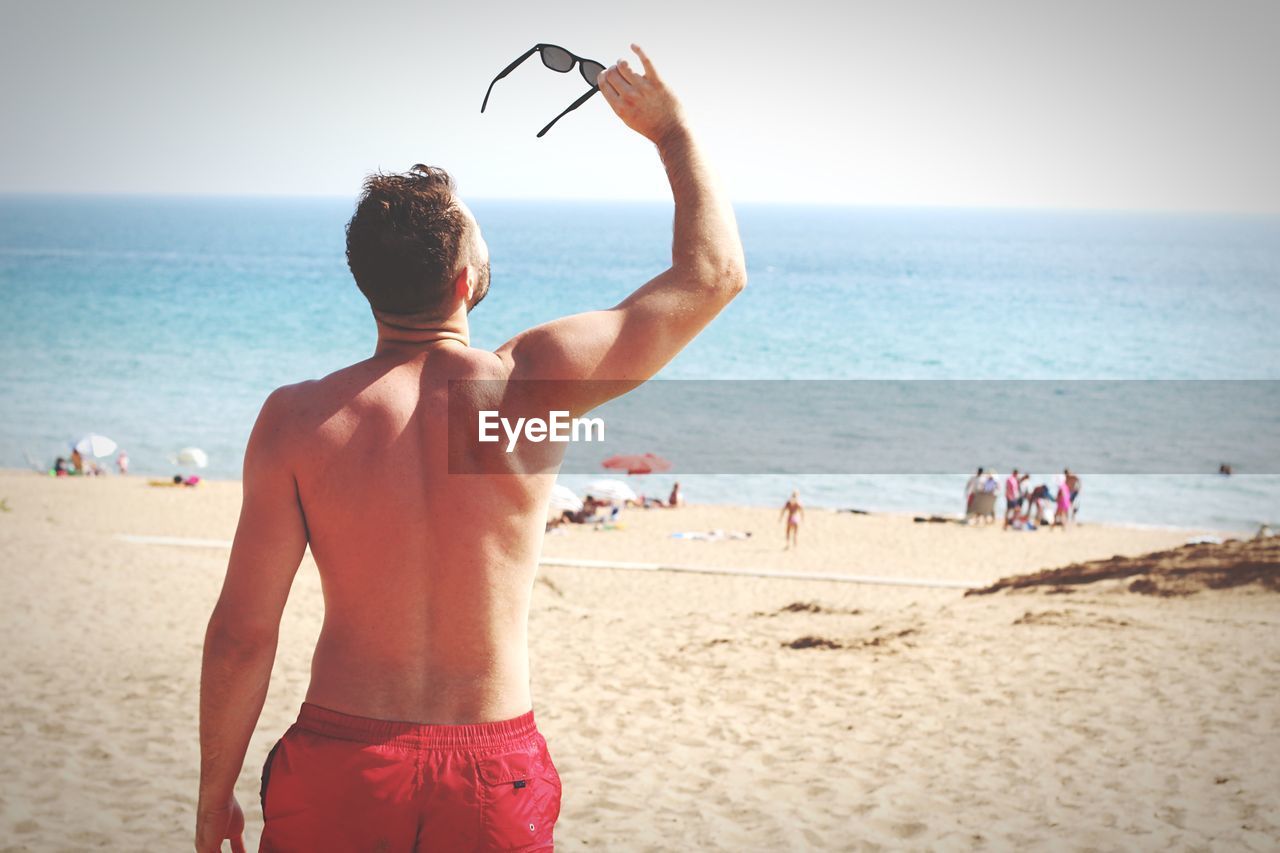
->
[[599, 66, 626, 99], [631, 43, 659, 80], [605, 65, 635, 95], [597, 68, 622, 104], [616, 59, 640, 86], [231, 834, 247, 853]]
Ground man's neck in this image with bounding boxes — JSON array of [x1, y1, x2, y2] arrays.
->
[[372, 309, 471, 358]]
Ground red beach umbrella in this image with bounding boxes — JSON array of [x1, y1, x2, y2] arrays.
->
[[601, 453, 673, 475]]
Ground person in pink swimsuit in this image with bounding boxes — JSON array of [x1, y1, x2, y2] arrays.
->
[[1054, 477, 1072, 529], [780, 490, 804, 549]]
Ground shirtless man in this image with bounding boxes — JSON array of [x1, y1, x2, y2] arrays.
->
[[195, 44, 745, 852]]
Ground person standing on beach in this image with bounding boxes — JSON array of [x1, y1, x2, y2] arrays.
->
[[1054, 476, 1073, 529], [195, 44, 746, 853], [780, 489, 804, 549], [964, 466, 984, 514], [1003, 468, 1021, 529], [1065, 469, 1081, 521]]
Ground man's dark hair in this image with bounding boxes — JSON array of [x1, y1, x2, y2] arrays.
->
[[345, 164, 470, 315]]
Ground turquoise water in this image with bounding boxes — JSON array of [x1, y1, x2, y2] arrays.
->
[[1, 196, 1277, 529]]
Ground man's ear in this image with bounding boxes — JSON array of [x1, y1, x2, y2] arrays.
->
[[452, 266, 472, 304]]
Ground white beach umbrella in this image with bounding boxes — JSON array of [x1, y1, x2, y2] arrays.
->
[[548, 484, 583, 513], [71, 433, 117, 458], [174, 447, 209, 468], [585, 479, 638, 504]]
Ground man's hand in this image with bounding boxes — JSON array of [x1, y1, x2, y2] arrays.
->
[[194, 794, 246, 853], [596, 43, 687, 145]]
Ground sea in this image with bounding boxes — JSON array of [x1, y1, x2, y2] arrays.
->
[[1, 196, 1277, 532]]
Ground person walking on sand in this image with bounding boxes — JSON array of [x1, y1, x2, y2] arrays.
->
[[195, 44, 746, 853], [780, 489, 804, 549]]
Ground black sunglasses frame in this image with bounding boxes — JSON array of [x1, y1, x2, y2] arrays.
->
[[480, 43, 606, 138]]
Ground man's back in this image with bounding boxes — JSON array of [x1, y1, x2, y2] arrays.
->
[[286, 345, 549, 724]]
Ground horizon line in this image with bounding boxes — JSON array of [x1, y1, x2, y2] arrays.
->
[[0, 191, 1277, 219]]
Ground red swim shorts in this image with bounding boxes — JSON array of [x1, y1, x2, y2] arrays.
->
[[258, 702, 562, 852]]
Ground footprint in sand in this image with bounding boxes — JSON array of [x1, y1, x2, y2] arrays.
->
[[68, 829, 114, 846], [1156, 805, 1186, 829], [892, 820, 928, 839], [801, 827, 826, 847]]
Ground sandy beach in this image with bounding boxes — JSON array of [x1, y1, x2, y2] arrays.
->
[[0, 469, 1276, 851]]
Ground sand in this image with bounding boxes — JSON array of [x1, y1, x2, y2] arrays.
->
[[0, 469, 1276, 851]]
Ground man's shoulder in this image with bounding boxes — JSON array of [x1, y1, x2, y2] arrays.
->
[[267, 359, 381, 413], [260, 378, 319, 418], [248, 382, 314, 459], [452, 346, 512, 378], [253, 377, 351, 471]]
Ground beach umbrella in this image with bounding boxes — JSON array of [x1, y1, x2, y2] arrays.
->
[[174, 447, 209, 468], [585, 479, 638, 504], [548, 484, 583, 513], [602, 452, 672, 475], [71, 433, 117, 458]]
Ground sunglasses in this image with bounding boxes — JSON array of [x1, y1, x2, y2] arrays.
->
[[481, 43, 606, 138]]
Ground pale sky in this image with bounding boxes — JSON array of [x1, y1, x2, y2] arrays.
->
[[1, 0, 1277, 212]]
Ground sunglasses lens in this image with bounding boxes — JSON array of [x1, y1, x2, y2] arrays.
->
[[581, 61, 605, 85], [540, 46, 574, 72]]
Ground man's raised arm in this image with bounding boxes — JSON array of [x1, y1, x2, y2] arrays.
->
[[496, 44, 746, 412]]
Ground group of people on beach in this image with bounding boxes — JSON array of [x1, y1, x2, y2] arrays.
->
[[549, 494, 623, 529], [45, 442, 216, 487], [965, 467, 1081, 530], [50, 448, 128, 478], [548, 482, 685, 531]]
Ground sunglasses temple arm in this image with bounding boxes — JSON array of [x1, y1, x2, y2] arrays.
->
[[481, 46, 539, 113], [536, 88, 599, 138]]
